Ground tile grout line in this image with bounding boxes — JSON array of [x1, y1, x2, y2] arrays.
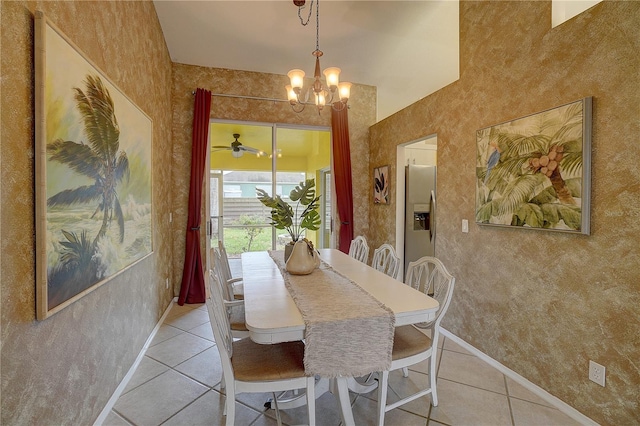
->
[[111, 405, 138, 426], [157, 389, 221, 426], [505, 374, 516, 426], [428, 335, 452, 426], [135, 308, 277, 426], [114, 322, 218, 416]]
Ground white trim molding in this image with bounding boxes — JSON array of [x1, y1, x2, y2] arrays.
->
[[440, 328, 599, 426], [94, 298, 177, 425]]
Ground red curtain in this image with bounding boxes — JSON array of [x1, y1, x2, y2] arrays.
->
[[178, 88, 211, 305], [331, 107, 354, 253]]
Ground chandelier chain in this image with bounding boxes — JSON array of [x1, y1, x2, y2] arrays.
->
[[297, 0, 314, 26], [315, 0, 320, 52], [287, 0, 350, 114]]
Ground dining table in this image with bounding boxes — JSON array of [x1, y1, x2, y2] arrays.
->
[[241, 248, 439, 426]]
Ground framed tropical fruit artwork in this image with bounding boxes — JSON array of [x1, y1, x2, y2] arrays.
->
[[475, 97, 592, 234], [35, 12, 153, 319]]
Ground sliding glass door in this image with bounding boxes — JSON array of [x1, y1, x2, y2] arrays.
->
[[208, 121, 332, 258], [319, 168, 332, 249]]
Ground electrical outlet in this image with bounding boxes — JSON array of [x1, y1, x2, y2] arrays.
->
[[462, 219, 469, 233], [589, 360, 606, 387]]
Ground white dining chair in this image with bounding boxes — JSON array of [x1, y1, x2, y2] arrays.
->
[[206, 272, 316, 426], [348, 236, 369, 264], [371, 244, 401, 280], [405, 255, 451, 299], [210, 263, 249, 340], [217, 240, 244, 299], [376, 256, 455, 426]]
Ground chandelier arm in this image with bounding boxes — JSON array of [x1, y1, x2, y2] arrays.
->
[[290, 102, 306, 113], [296, 87, 311, 105], [331, 101, 347, 112]]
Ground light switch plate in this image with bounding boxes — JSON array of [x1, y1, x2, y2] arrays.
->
[[462, 219, 469, 233]]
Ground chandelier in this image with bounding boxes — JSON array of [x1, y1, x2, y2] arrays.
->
[[286, 0, 351, 114]]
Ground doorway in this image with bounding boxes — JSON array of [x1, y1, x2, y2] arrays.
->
[[395, 135, 437, 280], [207, 121, 333, 261]]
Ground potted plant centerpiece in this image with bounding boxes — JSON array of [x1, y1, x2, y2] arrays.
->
[[256, 179, 321, 262]]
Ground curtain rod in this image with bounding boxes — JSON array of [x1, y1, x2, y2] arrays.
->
[[191, 91, 289, 104], [190, 91, 347, 108]]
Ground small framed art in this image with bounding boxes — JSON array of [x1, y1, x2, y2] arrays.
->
[[374, 165, 390, 204]]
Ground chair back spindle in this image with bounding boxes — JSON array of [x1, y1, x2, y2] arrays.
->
[[371, 244, 401, 280], [405, 256, 455, 328], [348, 236, 370, 264]]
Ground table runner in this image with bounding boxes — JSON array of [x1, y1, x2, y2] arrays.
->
[[268, 250, 395, 378]]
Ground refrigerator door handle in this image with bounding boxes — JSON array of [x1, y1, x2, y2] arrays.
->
[[429, 190, 436, 243]]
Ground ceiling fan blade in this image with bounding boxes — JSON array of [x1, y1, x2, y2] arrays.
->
[[212, 145, 231, 149], [240, 146, 260, 153]]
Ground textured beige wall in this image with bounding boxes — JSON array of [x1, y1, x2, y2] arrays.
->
[[171, 64, 376, 287], [369, 1, 639, 424], [1, 1, 174, 423]]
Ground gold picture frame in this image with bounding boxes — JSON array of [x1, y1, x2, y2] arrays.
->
[[35, 12, 153, 319]]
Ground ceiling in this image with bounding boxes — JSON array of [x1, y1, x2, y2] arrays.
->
[[209, 122, 329, 159], [153, 0, 460, 121]]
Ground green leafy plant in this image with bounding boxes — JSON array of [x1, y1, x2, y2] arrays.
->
[[236, 214, 265, 252], [256, 179, 321, 243]]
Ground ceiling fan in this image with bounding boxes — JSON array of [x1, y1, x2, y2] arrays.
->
[[212, 133, 263, 158]]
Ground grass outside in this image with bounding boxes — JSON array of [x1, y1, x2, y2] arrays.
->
[[217, 226, 290, 257]]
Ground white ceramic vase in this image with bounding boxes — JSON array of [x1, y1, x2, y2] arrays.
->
[[285, 240, 320, 275]]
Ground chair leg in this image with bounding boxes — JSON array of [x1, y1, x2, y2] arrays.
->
[[402, 367, 409, 378], [335, 377, 355, 426], [224, 391, 235, 426], [429, 354, 438, 406], [271, 392, 283, 426], [376, 371, 389, 426], [306, 377, 316, 426]]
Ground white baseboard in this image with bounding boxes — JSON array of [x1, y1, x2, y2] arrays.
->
[[93, 297, 177, 426], [440, 328, 598, 426]]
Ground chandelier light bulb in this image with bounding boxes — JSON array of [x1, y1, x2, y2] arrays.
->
[[323, 67, 341, 90], [287, 69, 305, 91], [338, 81, 352, 102], [285, 85, 298, 103]]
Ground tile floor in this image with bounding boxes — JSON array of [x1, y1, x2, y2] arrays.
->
[[102, 261, 584, 426]]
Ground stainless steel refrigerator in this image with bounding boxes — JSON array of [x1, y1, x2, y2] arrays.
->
[[404, 165, 436, 276]]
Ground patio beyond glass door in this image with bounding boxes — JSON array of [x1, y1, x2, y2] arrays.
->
[[209, 171, 222, 250], [209, 121, 332, 259], [319, 168, 332, 249]]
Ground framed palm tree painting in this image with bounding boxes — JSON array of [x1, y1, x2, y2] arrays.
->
[[476, 98, 592, 234], [35, 12, 153, 320]]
